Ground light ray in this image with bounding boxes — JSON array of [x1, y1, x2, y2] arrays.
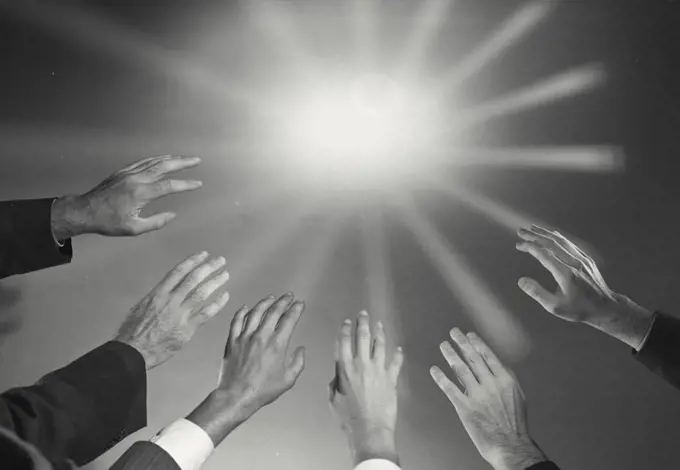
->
[[424, 176, 605, 264], [226, 197, 323, 287], [426, 145, 625, 173], [2, 2, 267, 114], [351, 0, 380, 69], [395, 0, 453, 78], [287, 210, 349, 302], [361, 202, 400, 333], [435, 1, 554, 97], [391, 192, 530, 360], [360, 201, 411, 397], [458, 64, 606, 126], [247, 0, 318, 79]]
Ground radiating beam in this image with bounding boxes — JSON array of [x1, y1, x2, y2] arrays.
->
[[248, 0, 318, 79], [395, 0, 452, 77], [226, 197, 323, 286], [392, 192, 530, 360], [424, 176, 605, 265], [287, 210, 349, 303], [351, 0, 380, 69], [361, 201, 411, 398], [361, 202, 400, 334], [427, 145, 625, 173], [459, 64, 606, 126], [2, 2, 266, 113], [427, 179, 542, 232], [436, 1, 554, 97]]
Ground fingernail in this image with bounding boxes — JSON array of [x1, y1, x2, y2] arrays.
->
[[216, 256, 226, 264], [359, 310, 368, 316], [397, 346, 403, 352], [344, 319, 352, 324], [198, 251, 208, 257], [376, 321, 383, 328], [284, 292, 294, 297], [194, 180, 203, 187]]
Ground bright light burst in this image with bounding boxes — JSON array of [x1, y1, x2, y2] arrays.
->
[[280, 72, 444, 186], [6, 0, 624, 361]]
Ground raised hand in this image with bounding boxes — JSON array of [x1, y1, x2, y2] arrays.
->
[[114, 251, 230, 370], [187, 293, 307, 446], [431, 329, 547, 470], [329, 311, 403, 466], [516, 225, 653, 348], [51, 155, 202, 239]]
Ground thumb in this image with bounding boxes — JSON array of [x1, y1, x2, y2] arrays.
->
[[285, 346, 306, 385], [134, 212, 177, 234], [518, 277, 558, 314]]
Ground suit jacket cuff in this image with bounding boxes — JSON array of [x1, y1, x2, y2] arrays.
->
[[109, 441, 181, 470], [37, 341, 147, 463], [526, 462, 560, 470], [355, 459, 401, 470], [633, 311, 680, 388], [2, 198, 72, 277]]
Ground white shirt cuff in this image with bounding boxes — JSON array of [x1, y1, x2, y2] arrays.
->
[[355, 459, 401, 470], [150, 419, 214, 470], [50, 199, 65, 247], [636, 311, 658, 351]]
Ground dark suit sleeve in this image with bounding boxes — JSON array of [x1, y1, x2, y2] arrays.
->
[[0, 341, 147, 465], [633, 311, 680, 390], [109, 442, 181, 470], [0, 198, 73, 279], [527, 462, 560, 470]]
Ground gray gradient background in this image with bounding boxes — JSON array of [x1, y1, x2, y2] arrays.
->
[[1, 1, 679, 470]]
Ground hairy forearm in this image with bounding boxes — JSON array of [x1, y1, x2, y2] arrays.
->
[[346, 425, 399, 467], [186, 390, 251, 447], [488, 436, 547, 470], [51, 195, 89, 240], [585, 292, 655, 350]]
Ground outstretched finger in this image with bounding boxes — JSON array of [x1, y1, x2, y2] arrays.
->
[[226, 305, 249, 354], [338, 319, 354, 368], [440, 341, 477, 391], [274, 300, 305, 344], [372, 320, 386, 366], [388, 346, 404, 383], [194, 290, 230, 325], [242, 296, 277, 337], [144, 179, 203, 200], [516, 241, 571, 290], [518, 227, 580, 269], [259, 293, 296, 337], [155, 251, 209, 297], [117, 155, 173, 175], [184, 268, 230, 312], [173, 256, 226, 299], [466, 332, 508, 378], [355, 311, 371, 360], [518, 277, 560, 314], [285, 346, 306, 387], [430, 366, 465, 408], [140, 156, 202, 181]]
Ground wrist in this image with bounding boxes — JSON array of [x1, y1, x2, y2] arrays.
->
[[186, 389, 251, 447], [51, 195, 90, 240], [345, 423, 399, 466], [487, 436, 546, 470], [584, 292, 654, 349]]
